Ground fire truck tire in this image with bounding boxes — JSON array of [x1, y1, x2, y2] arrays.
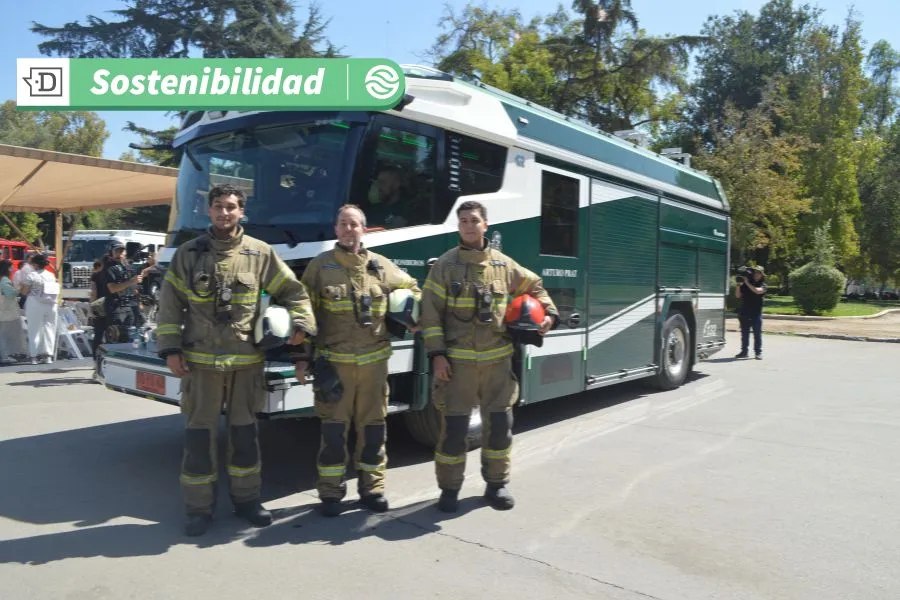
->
[[403, 403, 483, 450], [650, 311, 692, 391]]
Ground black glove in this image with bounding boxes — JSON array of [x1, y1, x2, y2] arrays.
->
[[312, 357, 344, 404]]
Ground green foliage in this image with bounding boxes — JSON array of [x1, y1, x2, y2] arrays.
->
[[792, 15, 866, 263], [427, 1, 703, 135], [789, 223, 845, 315], [693, 85, 810, 263], [789, 262, 846, 315], [809, 220, 836, 264]]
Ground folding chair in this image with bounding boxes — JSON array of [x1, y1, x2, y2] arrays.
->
[[55, 306, 91, 360]]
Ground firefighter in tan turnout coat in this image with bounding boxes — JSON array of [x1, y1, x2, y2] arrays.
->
[[420, 201, 558, 512], [156, 184, 317, 537], [298, 204, 422, 517]]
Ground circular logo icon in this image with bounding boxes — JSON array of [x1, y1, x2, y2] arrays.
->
[[365, 65, 401, 100]]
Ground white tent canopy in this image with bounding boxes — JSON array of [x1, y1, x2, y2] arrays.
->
[[0, 143, 178, 213], [0, 143, 179, 297]]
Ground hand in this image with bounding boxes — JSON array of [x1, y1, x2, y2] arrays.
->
[[289, 330, 307, 345], [539, 315, 553, 335], [407, 323, 421, 333], [294, 360, 309, 384], [432, 355, 452, 382], [134, 274, 143, 285], [166, 353, 189, 377]]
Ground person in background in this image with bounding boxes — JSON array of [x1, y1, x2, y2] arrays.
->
[[13, 252, 35, 310], [0, 259, 26, 363], [19, 253, 59, 365], [103, 242, 145, 341], [735, 265, 767, 360], [13, 251, 34, 290]]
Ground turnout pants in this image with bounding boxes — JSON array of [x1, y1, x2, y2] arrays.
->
[[179, 366, 266, 515], [432, 358, 519, 491], [315, 360, 389, 500], [739, 311, 763, 355]]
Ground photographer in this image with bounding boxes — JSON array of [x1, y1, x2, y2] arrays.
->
[[103, 242, 146, 341], [734, 265, 767, 360]]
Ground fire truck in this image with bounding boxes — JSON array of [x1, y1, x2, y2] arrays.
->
[[97, 64, 731, 448]]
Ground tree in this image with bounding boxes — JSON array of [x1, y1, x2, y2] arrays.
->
[[790, 222, 846, 315], [693, 85, 811, 271], [426, 1, 703, 135], [861, 40, 900, 133], [858, 122, 900, 286], [688, 0, 826, 149], [31, 0, 339, 166], [792, 14, 866, 264]]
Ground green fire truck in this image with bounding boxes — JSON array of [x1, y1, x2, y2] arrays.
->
[[98, 64, 731, 447]]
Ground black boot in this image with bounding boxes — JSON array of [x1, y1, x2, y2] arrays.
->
[[234, 500, 273, 527], [184, 513, 212, 537], [320, 498, 343, 517], [735, 351, 748, 359], [437, 489, 459, 513], [359, 493, 389, 513], [484, 484, 515, 510]]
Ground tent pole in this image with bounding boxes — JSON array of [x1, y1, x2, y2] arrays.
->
[[55, 211, 63, 305], [0, 211, 40, 251]]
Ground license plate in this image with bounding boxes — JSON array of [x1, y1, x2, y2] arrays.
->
[[136, 371, 166, 395]]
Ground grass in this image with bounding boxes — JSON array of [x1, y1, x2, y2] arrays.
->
[[760, 295, 899, 317]]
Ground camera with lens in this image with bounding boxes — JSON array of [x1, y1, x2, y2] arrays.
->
[[735, 266, 755, 284]]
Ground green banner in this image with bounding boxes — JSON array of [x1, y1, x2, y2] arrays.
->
[[17, 58, 407, 111]]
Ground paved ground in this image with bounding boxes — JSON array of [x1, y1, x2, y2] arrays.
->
[[728, 311, 900, 339], [1, 331, 898, 600]]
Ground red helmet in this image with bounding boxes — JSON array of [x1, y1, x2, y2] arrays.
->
[[504, 294, 545, 331]]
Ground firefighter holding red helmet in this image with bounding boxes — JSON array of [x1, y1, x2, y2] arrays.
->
[[420, 200, 558, 512]]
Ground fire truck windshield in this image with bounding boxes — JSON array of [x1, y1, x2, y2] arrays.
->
[[173, 118, 363, 246], [66, 239, 111, 263]]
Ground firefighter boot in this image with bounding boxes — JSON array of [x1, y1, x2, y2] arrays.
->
[[234, 500, 273, 527], [184, 513, 212, 537], [484, 484, 515, 510], [320, 498, 343, 517], [437, 489, 459, 513], [359, 493, 389, 513]]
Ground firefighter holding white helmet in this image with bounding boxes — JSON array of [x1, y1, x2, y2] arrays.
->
[[156, 184, 317, 537], [298, 204, 422, 517], [420, 200, 558, 513]]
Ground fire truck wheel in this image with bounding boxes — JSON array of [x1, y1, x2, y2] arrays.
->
[[650, 310, 692, 391]]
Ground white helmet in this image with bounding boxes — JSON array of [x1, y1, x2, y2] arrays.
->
[[254, 304, 294, 350], [387, 289, 420, 327]]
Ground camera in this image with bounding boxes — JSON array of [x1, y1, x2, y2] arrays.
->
[[735, 266, 754, 284]]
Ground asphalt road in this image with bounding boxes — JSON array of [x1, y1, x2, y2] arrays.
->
[[0, 332, 897, 600]]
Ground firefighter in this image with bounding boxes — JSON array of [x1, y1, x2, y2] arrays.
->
[[297, 204, 422, 517], [156, 184, 317, 537], [420, 200, 558, 512]]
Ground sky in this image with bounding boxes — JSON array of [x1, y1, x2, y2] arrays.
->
[[2, 0, 897, 160]]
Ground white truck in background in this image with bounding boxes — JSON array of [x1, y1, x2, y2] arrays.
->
[[62, 230, 167, 300]]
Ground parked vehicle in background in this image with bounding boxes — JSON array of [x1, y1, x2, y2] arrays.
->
[[61, 230, 165, 300]]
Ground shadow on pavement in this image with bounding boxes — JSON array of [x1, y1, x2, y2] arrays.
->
[[244, 497, 488, 549], [0, 365, 715, 563], [7, 376, 96, 387]]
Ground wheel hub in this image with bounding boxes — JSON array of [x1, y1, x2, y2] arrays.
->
[[665, 328, 686, 378]]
